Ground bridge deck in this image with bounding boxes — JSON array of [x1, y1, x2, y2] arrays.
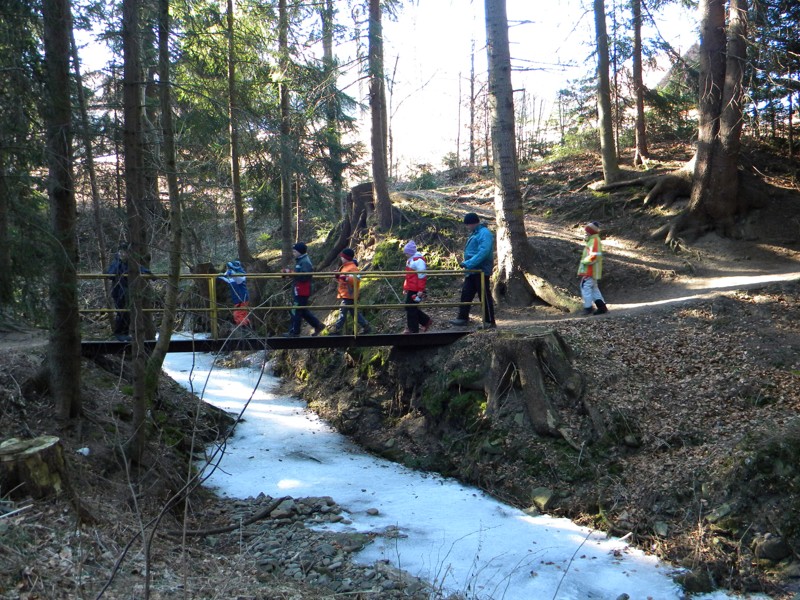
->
[[80, 331, 470, 357]]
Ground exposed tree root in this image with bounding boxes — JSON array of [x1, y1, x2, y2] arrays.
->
[[522, 272, 581, 313]]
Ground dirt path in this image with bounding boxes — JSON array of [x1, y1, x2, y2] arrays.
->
[[0, 327, 48, 352]]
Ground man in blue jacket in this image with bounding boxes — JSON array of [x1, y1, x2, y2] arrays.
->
[[450, 213, 496, 328]]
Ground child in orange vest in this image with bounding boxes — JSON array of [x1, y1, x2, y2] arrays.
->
[[577, 221, 608, 315], [330, 248, 371, 334]]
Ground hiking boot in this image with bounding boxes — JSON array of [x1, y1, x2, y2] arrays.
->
[[282, 331, 300, 337], [402, 328, 414, 334], [593, 300, 609, 315], [421, 320, 433, 332], [481, 321, 496, 329], [582, 307, 593, 316], [311, 326, 324, 337], [449, 318, 469, 326]]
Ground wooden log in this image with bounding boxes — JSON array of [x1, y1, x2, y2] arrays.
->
[[0, 436, 67, 499]]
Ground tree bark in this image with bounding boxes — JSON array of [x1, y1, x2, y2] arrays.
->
[[632, 0, 650, 166], [227, 0, 252, 264], [369, 0, 393, 230], [484, 0, 535, 306], [594, 0, 620, 183], [42, 0, 81, 421], [321, 0, 345, 221], [279, 0, 293, 263], [145, 0, 183, 403], [678, 0, 748, 242], [122, 0, 148, 463], [0, 155, 12, 306]]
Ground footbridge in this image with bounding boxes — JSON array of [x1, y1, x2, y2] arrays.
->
[[78, 268, 485, 355]]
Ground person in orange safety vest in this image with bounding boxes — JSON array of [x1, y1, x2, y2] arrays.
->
[[329, 248, 371, 335], [577, 221, 608, 316]]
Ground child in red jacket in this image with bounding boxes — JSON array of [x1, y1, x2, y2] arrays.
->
[[402, 240, 433, 333]]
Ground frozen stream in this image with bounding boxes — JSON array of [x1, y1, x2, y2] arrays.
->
[[162, 349, 767, 600]]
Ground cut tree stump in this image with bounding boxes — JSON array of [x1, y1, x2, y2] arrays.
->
[[0, 436, 68, 499], [484, 332, 585, 439]]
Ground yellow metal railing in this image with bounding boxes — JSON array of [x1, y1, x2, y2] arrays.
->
[[78, 270, 487, 339]]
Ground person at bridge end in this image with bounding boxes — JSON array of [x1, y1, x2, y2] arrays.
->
[[402, 240, 433, 334], [449, 213, 496, 329], [106, 242, 151, 342], [283, 242, 324, 337], [219, 260, 252, 328], [578, 221, 608, 316], [329, 248, 371, 335]]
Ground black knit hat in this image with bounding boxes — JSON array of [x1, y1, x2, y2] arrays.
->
[[463, 213, 480, 224], [340, 247, 355, 259], [293, 242, 308, 254]]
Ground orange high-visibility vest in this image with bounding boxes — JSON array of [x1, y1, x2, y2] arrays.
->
[[336, 261, 360, 299], [578, 234, 603, 280]]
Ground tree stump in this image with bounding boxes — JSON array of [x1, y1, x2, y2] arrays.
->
[[485, 332, 583, 438], [0, 436, 68, 499]]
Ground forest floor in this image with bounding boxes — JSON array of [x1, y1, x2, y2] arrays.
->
[[1, 142, 800, 599]]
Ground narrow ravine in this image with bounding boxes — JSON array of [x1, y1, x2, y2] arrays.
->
[[162, 347, 769, 600]]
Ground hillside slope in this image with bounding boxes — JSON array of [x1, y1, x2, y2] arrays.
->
[[278, 148, 800, 597]]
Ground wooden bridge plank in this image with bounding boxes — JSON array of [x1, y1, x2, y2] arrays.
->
[[80, 331, 470, 356]]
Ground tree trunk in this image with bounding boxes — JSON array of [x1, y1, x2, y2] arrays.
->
[[469, 41, 477, 168], [318, 182, 373, 269], [369, 0, 393, 230], [227, 0, 251, 264], [70, 29, 108, 271], [145, 0, 182, 403], [321, 0, 345, 220], [594, 0, 620, 183], [122, 0, 148, 464], [279, 0, 293, 263], [42, 0, 81, 421], [677, 0, 748, 242], [632, 0, 650, 166], [484, 0, 535, 306], [0, 155, 12, 306]]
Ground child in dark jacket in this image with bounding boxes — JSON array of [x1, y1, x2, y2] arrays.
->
[[283, 242, 324, 337]]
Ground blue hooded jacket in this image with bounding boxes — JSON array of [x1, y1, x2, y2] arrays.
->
[[462, 223, 494, 275]]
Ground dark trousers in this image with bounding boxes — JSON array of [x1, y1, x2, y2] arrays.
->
[[457, 272, 495, 324], [289, 295, 323, 334], [334, 299, 369, 331], [404, 292, 431, 333], [112, 292, 130, 335]]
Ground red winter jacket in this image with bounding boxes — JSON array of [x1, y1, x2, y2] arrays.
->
[[403, 252, 428, 293]]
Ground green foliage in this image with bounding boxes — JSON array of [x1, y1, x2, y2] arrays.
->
[[400, 164, 438, 190], [347, 347, 388, 380], [370, 239, 405, 271], [421, 368, 486, 426]]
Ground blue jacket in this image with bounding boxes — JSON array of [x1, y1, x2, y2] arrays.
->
[[219, 266, 249, 304], [462, 223, 494, 275], [106, 254, 151, 302]]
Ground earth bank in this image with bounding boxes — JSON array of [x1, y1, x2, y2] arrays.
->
[[274, 277, 800, 599]]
